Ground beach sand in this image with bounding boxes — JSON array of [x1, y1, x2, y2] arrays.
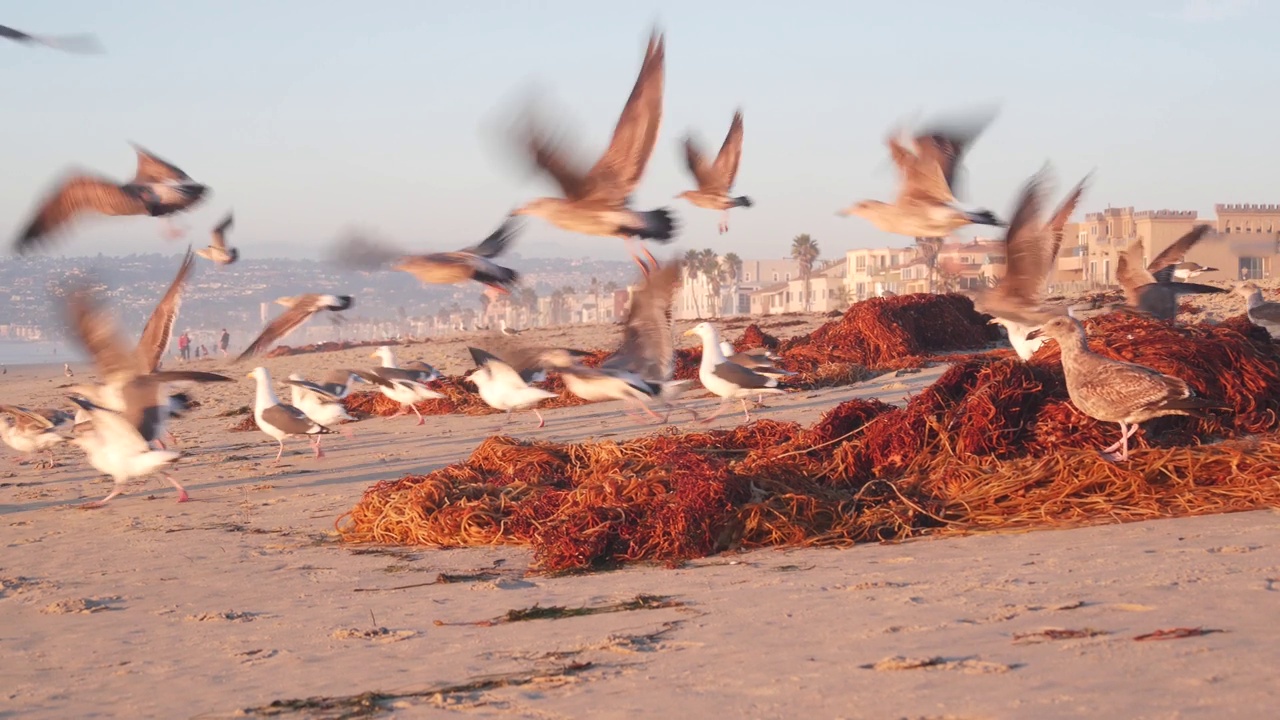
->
[[2, 317, 1278, 718]]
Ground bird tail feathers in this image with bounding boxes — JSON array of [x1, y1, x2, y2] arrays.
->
[[626, 208, 677, 242], [965, 208, 1005, 227], [732, 196, 754, 208]]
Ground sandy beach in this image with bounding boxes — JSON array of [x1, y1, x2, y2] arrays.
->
[[3, 317, 1279, 719]]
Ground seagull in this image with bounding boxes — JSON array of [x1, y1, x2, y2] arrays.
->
[[63, 363, 73, 378], [539, 348, 678, 423], [465, 347, 558, 429], [510, 29, 675, 274], [718, 340, 794, 405], [839, 108, 1004, 237], [1115, 226, 1225, 321], [677, 110, 752, 234], [1231, 282, 1280, 337], [67, 394, 186, 508], [499, 319, 522, 337], [684, 322, 783, 423], [284, 368, 367, 401], [137, 247, 196, 374], [364, 346, 445, 426], [196, 211, 238, 265], [971, 168, 1089, 360], [333, 219, 521, 294], [236, 294, 354, 361], [1027, 316, 1219, 462], [285, 372, 358, 455], [57, 282, 231, 505], [248, 367, 334, 463], [14, 143, 209, 254], [0, 23, 103, 53], [0, 405, 74, 468]]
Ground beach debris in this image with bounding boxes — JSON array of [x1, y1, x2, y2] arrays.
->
[[434, 594, 683, 627], [1133, 627, 1225, 642], [1012, 628, 1110, 644]]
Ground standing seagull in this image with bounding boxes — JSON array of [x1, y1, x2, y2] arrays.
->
[[511, 30, 675, 273], [718, 341, 794, 405], [1115, 226, 1225, 321], [971, 169, 1089, 360], [333, 219, 520, 294], [237, 294, 355, 361], [684, 322, 783, 423], [285, 373, 357, 455], [364, 346, 446, 425], [677, 110, 752, 234], [1231, 282, 1280, 337], [196, 211, 238, 265], [0, 405, 74, 468], [15, 144, 209, 254], [1028, 316, 1219, 461], [64, 363, 73, 378], [1, 24, 103, 53], [247, 367, 333, 463], [839, 110, 1004, 237]]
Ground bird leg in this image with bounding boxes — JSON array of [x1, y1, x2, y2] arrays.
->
[[412, 404, 425, 426], [312, 435, 325, 459], [533, 408, 546, 429], [80, 485, 123, 509], [339, 424, 355, 439], [719, 210, 730, 234], [389, 404, 410, 419], [699, 400, 731, 425], [504, 409, 514, 425], [632, 399, 665, 424], [740, 398, 754, 422], [274, 439, 285, 464], [164, 431, 177, 446], [161, 217, 188, 241], [166, 474, 190, 503], [154, 438, 167, 451], [1099, 422, 1140, 462], [641, 244, 660, 271], [623, 237, 657, 277]]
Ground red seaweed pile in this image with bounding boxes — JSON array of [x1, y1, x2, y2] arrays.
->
[[338, 311, 1280, 572]]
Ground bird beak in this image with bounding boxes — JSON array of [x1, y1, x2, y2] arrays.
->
[[369, 352, 378, 358], [245, 372, 254, 378], [682, 329, 696, 337], [1025, 329, 1044, 340]]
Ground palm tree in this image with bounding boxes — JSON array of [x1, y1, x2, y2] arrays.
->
[[518, 287, 538, 326], [550, 289, 566, 325], [683, 248, 703, 317], [698, 248, 723, 317], [791, 234, 820, 311], [914, 237, 944, 294], [722, 252, 743, 315]]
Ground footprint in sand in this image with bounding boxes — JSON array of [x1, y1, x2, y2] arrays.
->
[[1206, 545, 1262, 554], [40, 596, 122, 614], [185, 610, 258, 622], [861, 656, 1019, 674], [1, 575, 58, 599]]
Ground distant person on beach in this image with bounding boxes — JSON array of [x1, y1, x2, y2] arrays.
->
[[219, 329, 230, 357], [178, 332, 190, 362], [198, 344, 207, 359]]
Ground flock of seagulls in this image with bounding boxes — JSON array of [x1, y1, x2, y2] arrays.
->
[[2, 21, 1276, 506]]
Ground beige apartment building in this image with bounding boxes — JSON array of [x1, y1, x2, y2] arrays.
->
[[843, 239, 1006, 299], [1053, 204, 1280, 288]]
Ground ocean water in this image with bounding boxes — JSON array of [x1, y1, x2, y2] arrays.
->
[[0, 341, 86, 367]]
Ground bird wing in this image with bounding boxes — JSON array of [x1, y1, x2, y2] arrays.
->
[[62, 284, 143, 385], [709, 110, 745, 191], [283, 377, 343, 403], [523, 122, 595, 201], [136, 247, 196, 373], [682, 134, 714, 189], [461, 218, 519, 259], [990, 169, 1050, 305], [261, 403, 324, 434], [580, 30, 665, 205], [907, 108, 996, 201], [0, 404, 55, 431], [712, 360, 776, 390], [1116, 239, 1157, 303], [1074, 357, 1189, 416], [130, 143, 191, 183], [15, 175, 145, 253], [211, 211, 234, 250], [236, 298, 324, 361], [1044, 172, 1090, 272], [1148, 225, 1213, 283], [602, 260, 680, 380]]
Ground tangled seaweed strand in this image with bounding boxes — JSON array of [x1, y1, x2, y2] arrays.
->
[[338, 309, 1280, 573]]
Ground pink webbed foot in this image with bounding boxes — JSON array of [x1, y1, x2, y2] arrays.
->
[[176, 489, 191, 503]]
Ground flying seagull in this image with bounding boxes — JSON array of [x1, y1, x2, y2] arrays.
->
[[0, 405, 74, 468], [237, 294, 354, 361], [1231, 282, 1280, 337], [248, 367, 334, 463], [510, 29, 675, 273], [15, 144, 209, 254], [58, 283, 230, 506], [1027, 316, 1219, 462], [362, 346, 445, 426], [1115, 226, 1225, 321], [839, 108, 1004, 237], [1, 24, 103, 53], [971, 168, 1089, 360], [196, 211, 238, 265], [684, 321, 783, 423], [1172, 261, 1218, 280], [286, 372, 359, 455], [333, 218, 521, 294], [137, 247, 197, 373], [677, 110, 752, 234]]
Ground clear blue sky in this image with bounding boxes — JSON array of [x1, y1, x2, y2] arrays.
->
[[3, 0, 1276, 262]]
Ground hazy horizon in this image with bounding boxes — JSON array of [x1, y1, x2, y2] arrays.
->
[[4, 0, 1278, 261]]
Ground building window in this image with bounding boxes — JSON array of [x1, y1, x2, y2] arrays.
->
[[785, 273, 791, 281], [772, 272, 778, 282], [744, 273, 751, 281]]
